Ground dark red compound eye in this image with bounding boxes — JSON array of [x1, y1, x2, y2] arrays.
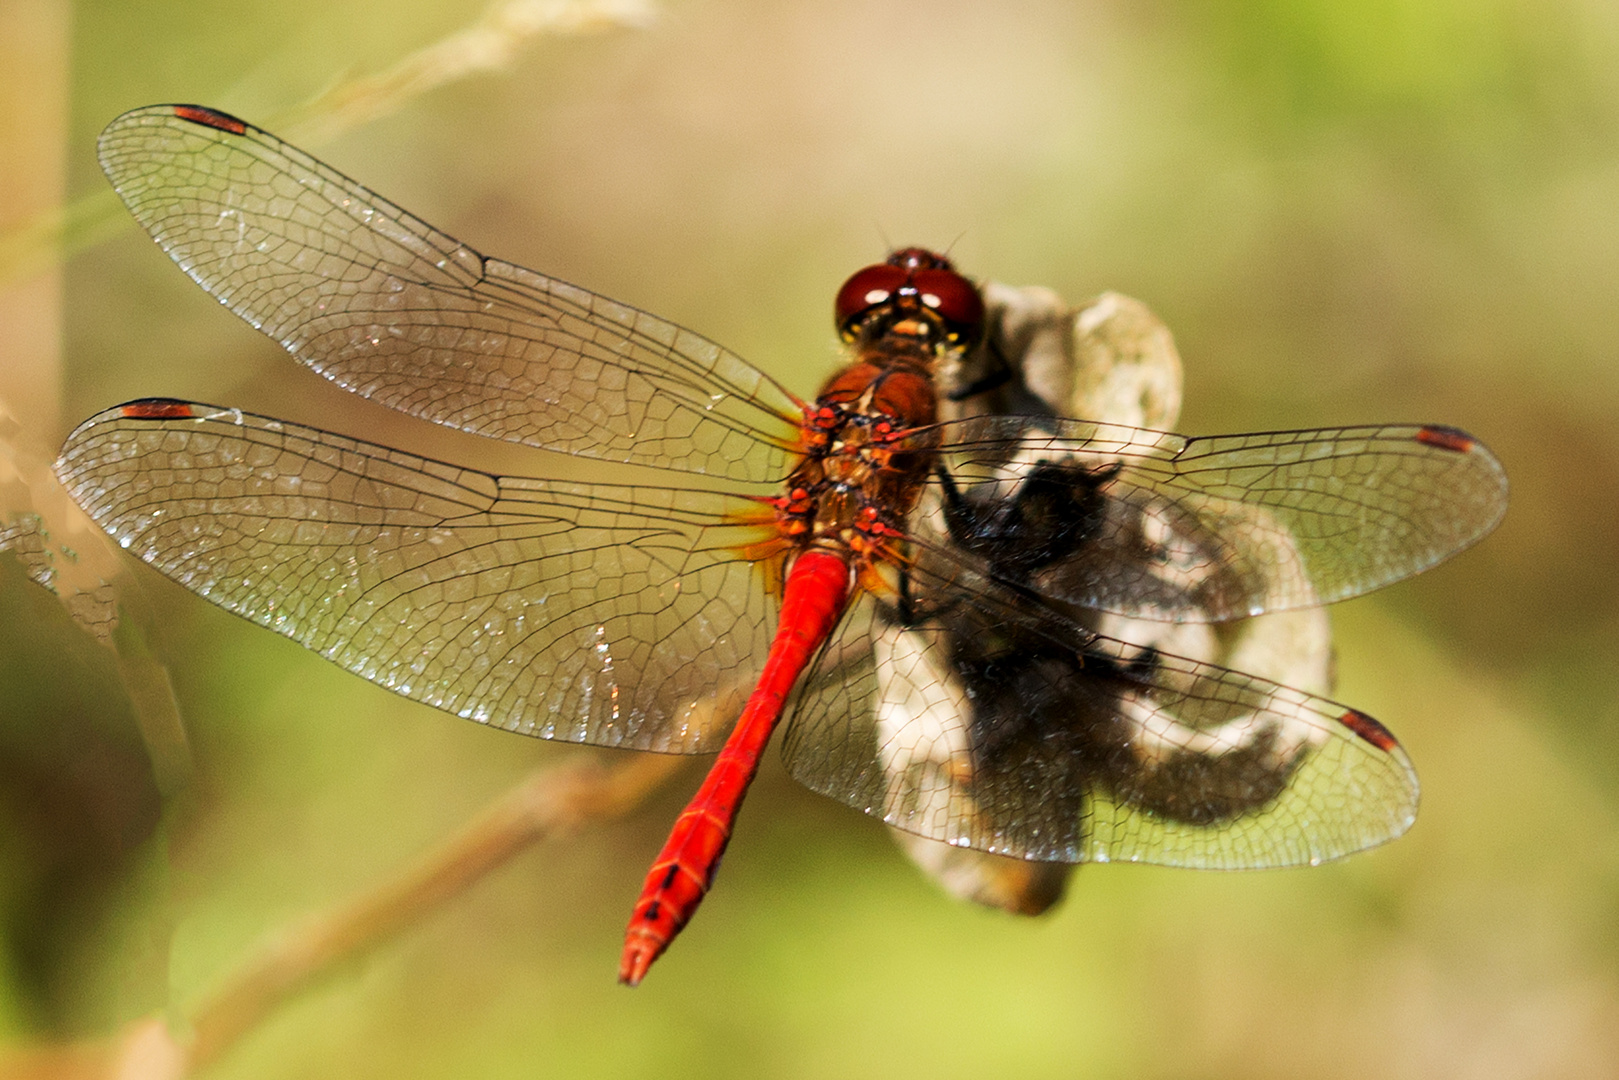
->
[[834, 263, 909, 337], [833, 249, 986, 345], [912, 267, 984, 344]]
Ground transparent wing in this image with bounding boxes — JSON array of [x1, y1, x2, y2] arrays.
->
[[96, 105, 803, 484], [56, 400, 785, 752], [919, 416, 1507, 621], [780, 565, 1417, 867]]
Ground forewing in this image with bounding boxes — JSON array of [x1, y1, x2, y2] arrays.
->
[[780, 567, 1417, 867], [925, 416, 1507, 620], [96, 105, 802, 484], [56, 401, 781, 752]]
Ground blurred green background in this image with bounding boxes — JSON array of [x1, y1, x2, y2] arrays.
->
[[3, 0, 1618, 1075]]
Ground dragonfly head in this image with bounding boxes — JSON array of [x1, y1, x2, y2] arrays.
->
[[835, 248, 985, 355]]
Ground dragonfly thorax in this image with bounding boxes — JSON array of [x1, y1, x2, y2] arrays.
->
[[779, 360, 942, 564]]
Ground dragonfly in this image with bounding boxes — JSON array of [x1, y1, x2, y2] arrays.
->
[[57, 104, 1508, 986]]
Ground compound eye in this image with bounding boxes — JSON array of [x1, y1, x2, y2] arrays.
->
[[912, 268, 985, 344], [834, 263, 908, 338]]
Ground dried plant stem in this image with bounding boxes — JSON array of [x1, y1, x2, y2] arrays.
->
[[282, 0, 655, 145], [183, 752, 684, 1073], [0, 0, 655, 284]]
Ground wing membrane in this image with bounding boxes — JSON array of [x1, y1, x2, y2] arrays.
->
[[920, 416, 1507, 620], [96, 105, 802, 484], [781, 564, 1416, 867], [56, 401, 781, 752]]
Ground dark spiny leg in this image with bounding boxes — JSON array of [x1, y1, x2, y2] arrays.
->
[[896, 561, 918, 626], [935, 462, 979, 547]]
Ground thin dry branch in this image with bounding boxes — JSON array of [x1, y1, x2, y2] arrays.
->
[[281, 0, 655, 146], [0, 752, 686, 1079], [184, 752, 684, 1072], [0, 0, 655, 285], [172, 670, 745, 1072]]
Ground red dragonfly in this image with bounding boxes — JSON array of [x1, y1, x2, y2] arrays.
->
[[58, 105, 1507, 986]]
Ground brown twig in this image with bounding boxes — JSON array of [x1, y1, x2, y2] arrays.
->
[[0, 753, 686, 1078], [0, 0, 656, 286], [181, 751, 684, 1072], [280, 0, 655, 146], [0, 745, 702, 1080]]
